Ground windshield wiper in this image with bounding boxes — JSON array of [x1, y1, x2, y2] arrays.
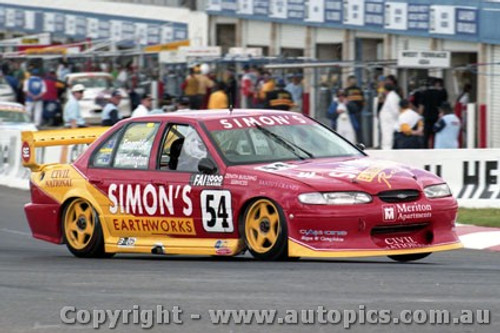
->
[[254, 124, 314, 160]]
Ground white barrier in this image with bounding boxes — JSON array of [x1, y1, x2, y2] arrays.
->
[[0, 129, 87, 190], [369, 149, 500, 208], [0, 129, 30, 189]]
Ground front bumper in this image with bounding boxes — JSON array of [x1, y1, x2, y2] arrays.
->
[[287, 196, 461, 257]]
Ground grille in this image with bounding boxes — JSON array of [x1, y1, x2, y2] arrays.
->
[[371, 223, 429, 235], [378, 190, 420, 203]]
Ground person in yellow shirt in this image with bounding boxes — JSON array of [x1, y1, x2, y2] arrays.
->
[[257, 71, 275, 107], [208, 82, 228, 109]]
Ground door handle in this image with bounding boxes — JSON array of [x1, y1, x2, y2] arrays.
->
[[89, 178, 103, 185]]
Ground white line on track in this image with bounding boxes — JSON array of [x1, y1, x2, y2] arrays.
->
[[0, 228, 31, 236]]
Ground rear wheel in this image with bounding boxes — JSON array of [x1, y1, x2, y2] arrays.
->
[[243, 198, 288, 261], [63, 198, 113, 258], [388, 252, 431, 262]]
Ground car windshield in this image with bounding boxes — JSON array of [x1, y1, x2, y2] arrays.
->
[[208, 121, 362, 165], [71, 76, 112, 89], [0, 110, 30, 123]]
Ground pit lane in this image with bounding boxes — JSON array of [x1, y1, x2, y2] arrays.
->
[[0, 185, 498, 333]]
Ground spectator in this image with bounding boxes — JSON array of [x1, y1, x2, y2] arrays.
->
[[332, 90, 355, 143], [116, 65, 128, 88], [181, 67, 200, 109], [63, 84, 86, 128], [421, 78, 448, 148], [265, 79, 294, 111], [42, 70, 63, 126], [56, 60, 70, 82], [131, 93, 152, 118], [195, 66, 214, 109], [385, 74, 403, 97], [23, 68, 46, 127], [433, 102, 461, 149], [257, 71, 275, 108], [101, 90, 122, 126], [176, 96, 192, 111], [344, 75, 364, 143], [285, 74, 303, 112], [208, 82, 228, 109], [379, 83, 401, 150], [224, 69, 238, 108], [393, 99, 424, 149], [240, 64, 257, 108]]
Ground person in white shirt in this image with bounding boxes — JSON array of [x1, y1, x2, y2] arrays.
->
[[131, 93, 152, 118], [393, 99, 424, 149], [379, 83, 401, 150], [334, 90, 356, 143]]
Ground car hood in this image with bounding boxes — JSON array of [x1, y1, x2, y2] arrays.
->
[[0, 123, 37, 131], [80, 88, 129, 101], [242, 156, 437, 194]]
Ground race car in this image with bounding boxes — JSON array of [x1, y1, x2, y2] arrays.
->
[[21, 110, 462, 261], [65, 72, 131, 124]]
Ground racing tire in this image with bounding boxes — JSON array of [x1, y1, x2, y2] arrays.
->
[[62, 198, 114, 258], [242, 198, 288, 261], [388, 252, 431, 262]]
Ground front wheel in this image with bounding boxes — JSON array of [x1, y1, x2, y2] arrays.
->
[[62, 198, 113, 258], [243, 198, 288, 261], [388, 252, 431, 262]]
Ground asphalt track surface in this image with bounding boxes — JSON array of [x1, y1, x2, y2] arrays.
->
[[0, 185, 498, 333]]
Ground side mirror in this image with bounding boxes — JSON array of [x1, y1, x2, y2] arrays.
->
[[198, 158, 218, 174], [356, 143, 366, 151]]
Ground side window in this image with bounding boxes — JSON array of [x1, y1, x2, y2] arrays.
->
[[113, 122, 160, 169], [159, 124, 209, 172], [91, 130, 121, 168]]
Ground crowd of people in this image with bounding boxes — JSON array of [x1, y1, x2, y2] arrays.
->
[[328, 75, 463, 149], [178, 64, 302, 112], [1, 58, 466, 150]]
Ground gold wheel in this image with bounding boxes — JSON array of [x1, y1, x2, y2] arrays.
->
[[245, 199, 281, 254], [64, 199, 96, 251]]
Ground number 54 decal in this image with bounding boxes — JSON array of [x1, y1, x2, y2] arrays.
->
[[201, 190, 234, 232]]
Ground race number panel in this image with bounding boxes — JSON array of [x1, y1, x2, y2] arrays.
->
[[201, 190, 234, 233]]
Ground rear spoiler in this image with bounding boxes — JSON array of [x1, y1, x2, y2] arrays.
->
[[21, 127, 109, 171]]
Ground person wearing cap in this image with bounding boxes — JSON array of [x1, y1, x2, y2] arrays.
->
[[131, 93, 152, 118], [176, 96, 192, 111], [433, 102, 461, 149], [285, 74, 303, 112], [63, 84, 86, 128], [101, 90, 122, 126], [265, 79, 294, 111], [393, 99, 424, 149], [23, 68, 47, 127]]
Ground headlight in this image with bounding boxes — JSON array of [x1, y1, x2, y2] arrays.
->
[[298, 192, 372, 205], [424, 183, 452, 198]]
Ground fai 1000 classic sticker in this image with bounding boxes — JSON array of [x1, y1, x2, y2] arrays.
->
[[190, 174, 223, 187]]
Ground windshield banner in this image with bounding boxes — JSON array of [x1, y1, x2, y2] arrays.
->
[[204, 114, 314, 131]]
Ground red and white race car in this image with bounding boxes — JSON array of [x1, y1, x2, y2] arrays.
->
[[22, 110, 462, 261]]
